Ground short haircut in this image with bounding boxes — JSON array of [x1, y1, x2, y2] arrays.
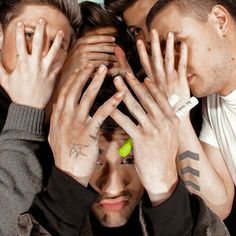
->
[[0, 0, 81, 40], [78, 1, 143, 78], [104, 0, 137, 17], [147, 0, 236, 30]]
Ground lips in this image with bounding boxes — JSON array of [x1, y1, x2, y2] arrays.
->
[[99, 196, 129, 211]]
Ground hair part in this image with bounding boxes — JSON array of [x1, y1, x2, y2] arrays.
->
[[147, 0, 236, 30]]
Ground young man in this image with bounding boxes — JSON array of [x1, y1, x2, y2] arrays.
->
[[0, 0, 80, 234], [144, 0, 236, 219], [17, 66, 229, 235]]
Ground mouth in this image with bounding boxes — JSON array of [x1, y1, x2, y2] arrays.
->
[[99, 196, 129, 212]]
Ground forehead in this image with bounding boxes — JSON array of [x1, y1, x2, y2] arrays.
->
[[123, 0, 157, 26], [8, 5, 71, 39], [150, 4, 203, 38]]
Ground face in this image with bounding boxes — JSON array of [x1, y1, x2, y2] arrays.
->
[[123, 0, 157, 53], [1, 4, 71, 72], [89, 128, 144, 228], [150, 4, 235, 97]]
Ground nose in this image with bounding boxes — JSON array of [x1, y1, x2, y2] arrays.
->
[[101, 168, 126, 197]]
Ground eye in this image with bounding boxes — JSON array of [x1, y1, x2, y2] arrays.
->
[[129, 26, 142, 37], [174, 40, 182, 50], [121, 157, 135, 165], [24, 30, 34, 41]]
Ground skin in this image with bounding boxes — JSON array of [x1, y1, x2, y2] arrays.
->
[[142, 3, 236, 218], [1, 5, 71, 72], [150, 3, 236, 97], [90, 129, 144, 227], [0, 5, 71, 109], [123, 0, 157, 53]]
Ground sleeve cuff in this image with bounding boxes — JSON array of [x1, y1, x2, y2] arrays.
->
[[33, 167, 98, 226], [143, 181, 193, 236], [3, 103, 45, 136]]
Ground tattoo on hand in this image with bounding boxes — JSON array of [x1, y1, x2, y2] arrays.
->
[[179, 151, 199, 161], [69, 143, 89, 159]]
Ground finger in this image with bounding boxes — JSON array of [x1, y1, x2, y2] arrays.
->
[[125, 72, 163, 118], [77, 64, 107, 121], [48, 51, 67, 82], [113, 76, 152, 130], [78, 43, 116, 54], [89, 91, 125, 136], [144, 78, 175, 118], [114, 46, 131, 70], [54, 68, 81, 117], [178, 43, 188, 83], [85, 52, 117, 62], [32, 19, 45, 60], [76, 35, 115, 46], [150, 30, 166, 89], [110, 108, 138, 138], [137, 40, 154, 80], [16, 22, 27, 58], [45, 30, 64, 66], [62, 64, 95, 114], [165, 32, 175, 83], [108, 67, 132, 77]]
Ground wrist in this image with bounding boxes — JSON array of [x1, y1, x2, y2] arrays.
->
[[146, 173, 178, 207]]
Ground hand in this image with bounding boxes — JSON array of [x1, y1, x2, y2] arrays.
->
[[48, 64, 124, 187], [60, 27, 118, 83], [108, 46, 133, 77], [0, 19, 67, 109], [110, 73, 179, 205], [137, 29, 190, 111]]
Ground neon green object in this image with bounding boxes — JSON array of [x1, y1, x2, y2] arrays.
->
[[118, 138, 133, 158]]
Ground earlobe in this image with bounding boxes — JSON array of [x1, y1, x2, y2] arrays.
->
[[212, 5, 230, 37]]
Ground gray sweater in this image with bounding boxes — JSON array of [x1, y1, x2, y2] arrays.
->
[[0, 103, 45, 236]]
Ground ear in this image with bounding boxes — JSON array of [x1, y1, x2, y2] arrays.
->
[[210, 5, 230, 37]]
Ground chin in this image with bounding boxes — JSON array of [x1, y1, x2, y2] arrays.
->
[[101, 214, 128, 228]]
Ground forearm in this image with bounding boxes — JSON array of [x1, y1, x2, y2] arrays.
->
[[0, 103, 45, 235], [29, 167, 98, 236], [178, 118, 232, 219]]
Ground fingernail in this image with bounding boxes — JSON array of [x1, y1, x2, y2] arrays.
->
[[144, 77, 152, 82], [39, 19, 45, 25], [98, 64, 107, 74], [111, 37, 116, 42], [137, 40, 142, 47], [115, 91, 125, 99], [58, 31, 64, 38], [114, 76, 123, 82], [17, 22, 23, 28], [168, 32, 173, 38]]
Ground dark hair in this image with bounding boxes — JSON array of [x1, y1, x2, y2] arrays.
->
[[78, 1, 143, 77], [104, 0, 137, 17], [0, 0, 81, 39], [88, 75, 138, 133], [147, 0, 236, 30]]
